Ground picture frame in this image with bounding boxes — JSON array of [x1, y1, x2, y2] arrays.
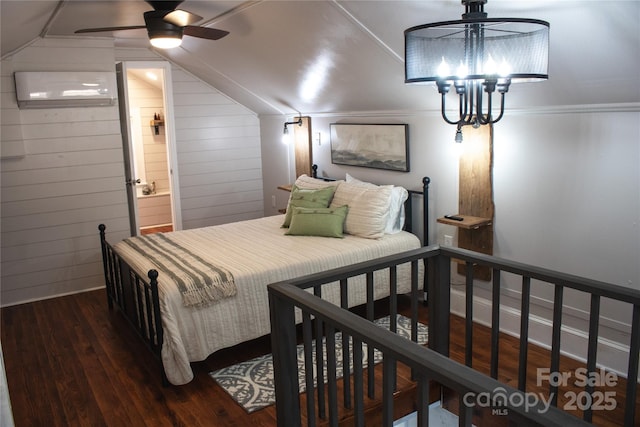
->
[[330, 123, 409, 172]]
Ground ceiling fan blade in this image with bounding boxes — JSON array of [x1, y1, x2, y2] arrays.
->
[[164, 9, 203, 27], [183, 26, 229, 40], [75, 25, 147, 34]]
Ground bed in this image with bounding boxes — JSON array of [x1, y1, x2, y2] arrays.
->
[[99, 174, 430, 385]]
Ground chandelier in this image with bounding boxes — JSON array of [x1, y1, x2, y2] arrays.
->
[[405, 0, 549, 135]]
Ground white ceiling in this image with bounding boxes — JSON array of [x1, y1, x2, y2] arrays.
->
[[2, 0, 639, 116]]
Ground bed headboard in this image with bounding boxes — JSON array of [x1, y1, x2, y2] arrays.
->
[[405, 177, 430, 246]]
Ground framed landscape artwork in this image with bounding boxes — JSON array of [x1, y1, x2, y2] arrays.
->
[[330, 123, 409, 172]]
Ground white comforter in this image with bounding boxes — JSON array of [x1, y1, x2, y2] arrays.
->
[[114, 214, 422, 385]]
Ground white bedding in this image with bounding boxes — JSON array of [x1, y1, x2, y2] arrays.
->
[[114, 214, 423, 385]]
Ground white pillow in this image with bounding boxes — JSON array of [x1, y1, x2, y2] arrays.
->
[[345, 173, 408, 234], [294, 174, 343, 191], [387, 186, 408, 233], [330, 180, 392, 239]]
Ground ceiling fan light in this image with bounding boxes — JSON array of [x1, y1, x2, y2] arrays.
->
[[146, 12, 184, 49], [150, 36, 182, 49]]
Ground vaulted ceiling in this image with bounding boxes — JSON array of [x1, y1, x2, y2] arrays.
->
[[2, 1, 639, 116]]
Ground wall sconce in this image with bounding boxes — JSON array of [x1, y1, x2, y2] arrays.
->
[[405, 0, 549, 139], [283, 116, 303, 135], [282, 115, 303, 144]]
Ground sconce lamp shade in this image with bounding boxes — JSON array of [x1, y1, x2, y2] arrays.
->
[[405, 18, 549, 84]]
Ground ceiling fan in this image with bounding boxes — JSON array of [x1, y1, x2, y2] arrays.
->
[[74, 0, 229, 49]]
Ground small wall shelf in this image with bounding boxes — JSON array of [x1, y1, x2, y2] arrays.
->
[[437, 215, 492, 230], [150, 119, 164, 135], [277, 184, 293, 192]]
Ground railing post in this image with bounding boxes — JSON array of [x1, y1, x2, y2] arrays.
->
[[624, 304, 640, 426], [98, 224, 113, 309], [429, 251, 450, 356], [269, 289, 301, 427], [549, 284, 564, 406], [422, 177, 431, 305]]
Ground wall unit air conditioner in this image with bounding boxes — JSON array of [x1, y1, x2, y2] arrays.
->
[[14, 71, 117, 109]]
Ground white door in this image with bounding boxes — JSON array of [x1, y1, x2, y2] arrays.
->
[[115, 61, 182, 236], [116, 62, 139, 236]]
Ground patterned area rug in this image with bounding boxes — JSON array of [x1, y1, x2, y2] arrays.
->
[[210, 314, 428, 413]]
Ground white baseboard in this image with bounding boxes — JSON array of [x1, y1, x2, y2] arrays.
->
[[0, 286, 105, 308], [449, 289, 635, 381]]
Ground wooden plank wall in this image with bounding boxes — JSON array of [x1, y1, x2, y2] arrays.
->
[[293, 116, 313, 178], [457, 124, 494, 280], [0, 38, 129, 306], [138, 194, 172, 228], [0, 40, 264, 306], [171, 66, 263, 229], [125, 72, 170, 193]]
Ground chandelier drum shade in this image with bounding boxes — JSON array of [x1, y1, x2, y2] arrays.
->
[[405, 0, 549, 128]]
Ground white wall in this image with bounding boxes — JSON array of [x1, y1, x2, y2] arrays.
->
[[261, 112, 464, 245], [0, 40, 263, 306], [125, 72, 170, 193], [116, 48, 264, 230], [488, 110, 639, 372], [259, 105, 640, 371], [171, 67, 263, 229], [0, 38, 128, 306]]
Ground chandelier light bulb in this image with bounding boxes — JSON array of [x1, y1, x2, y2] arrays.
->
[[484, 54, 497, 75], [437, 57, 451, 78], [456, 61, 468, 79], [498, 58, 511, 77]]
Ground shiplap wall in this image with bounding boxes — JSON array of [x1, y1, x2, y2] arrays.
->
[[0, 38, 130, 305], [171, 66, 263, 230], [1, 41, 264, 306], [126, 73, 170, 193], [138, 194, 172, 228]]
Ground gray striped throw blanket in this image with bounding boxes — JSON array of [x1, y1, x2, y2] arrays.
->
[[122, 233, 236, 307]]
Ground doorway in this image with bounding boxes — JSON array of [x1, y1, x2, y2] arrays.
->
[[116, 61, 181, 236]]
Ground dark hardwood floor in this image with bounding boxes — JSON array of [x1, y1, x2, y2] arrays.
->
[[1, 290, 637, 426]]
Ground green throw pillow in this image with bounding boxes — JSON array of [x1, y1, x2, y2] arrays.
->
[[282, 185, 336, 227], [285, 205, 349, 238]]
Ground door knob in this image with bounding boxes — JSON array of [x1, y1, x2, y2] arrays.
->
[[126, 178, 141, 186]]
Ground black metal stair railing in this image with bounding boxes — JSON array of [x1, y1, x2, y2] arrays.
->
[[268, 245, 640, 427], [437, 246, 640, 426]]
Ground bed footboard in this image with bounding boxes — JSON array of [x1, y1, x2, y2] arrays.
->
[[98, 224, 167, 385]]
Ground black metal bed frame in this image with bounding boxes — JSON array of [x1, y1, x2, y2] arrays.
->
[[99, 224, 167, 383], [98, 176, 431, 385]]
